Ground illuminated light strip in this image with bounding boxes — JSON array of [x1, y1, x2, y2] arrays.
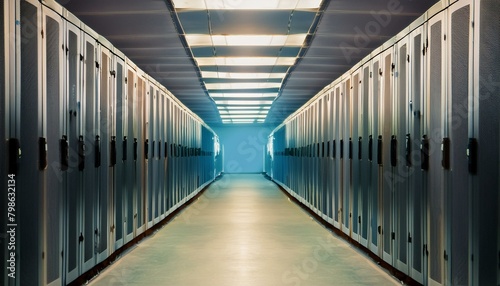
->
[[201, 72, 286, 79], [205, 82, 281, 90], [195, 57, 296, 66], [219, 110, 269, 115], [215, 100, 274, 105], [172, 0, 322, 10], [218, 106, 271, 110], [185, 34, 307, 47], [220, 115, 267, 119], [210, 93, 278, 98]]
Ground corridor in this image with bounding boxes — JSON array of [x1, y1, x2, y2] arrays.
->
[[88, 174, 398, 286]]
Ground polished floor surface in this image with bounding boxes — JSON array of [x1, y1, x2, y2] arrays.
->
[[88, 174, 399, 286]]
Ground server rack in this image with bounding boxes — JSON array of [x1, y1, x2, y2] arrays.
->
[[1, 1, 221, 285], [267, 0, 499, 285]]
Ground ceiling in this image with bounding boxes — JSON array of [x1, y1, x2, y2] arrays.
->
[[56, 0, 439, 127]]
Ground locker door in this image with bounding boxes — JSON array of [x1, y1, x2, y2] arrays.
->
[[1, 2, 7, 283], [321, 97, 328, 218], [408, 25, 425, 285], [327, 92, 334, 221], [351, 71, 361, 242], [333, 86, 341, 229], [125, 66, 135, 242], [360, 65, 370, 247], [42, 6, 64, 286], [64, 20, 83, 284], [96, 45, 112, 263], [136, 75, 146, 235], [153, 89, 161, 223], [146, 83, 154, 227], [472, 1, 500, 284], [81, 32, 98, 273], [426, 11, 447, 285], [342, 79, 351, 236], [380, 48, 395, 264], [163, 95, 169, 214], [369, 57, 381, 256], [157, 91, 165, 219], [166, 99, 172, 210], [17, 2, 44, 285], [394, 36, 410, 274], [447, 1, 472, 284], [113, 55, 125, 250]]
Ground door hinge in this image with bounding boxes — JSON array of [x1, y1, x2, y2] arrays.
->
[[95, 228, 99, 235], [408, 232, 412, 243], [444, 250, 448, 261], [391, 232, 395, 240], [358, 216, 361, 224], [80, 54, 84, 61], [423, 244, 428, 256], [96, 61, 100, 69], [41, 29, 44, 38], [79, 233, 84, 243]]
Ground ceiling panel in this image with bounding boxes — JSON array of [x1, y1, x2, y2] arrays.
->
[[57, 0, 439, 127]]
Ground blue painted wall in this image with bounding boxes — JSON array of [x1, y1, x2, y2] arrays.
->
[[213, 125, 274, 173]]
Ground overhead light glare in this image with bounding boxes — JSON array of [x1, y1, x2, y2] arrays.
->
[[210, 93, 278, 98], [173, 0, 322, 10], [185, 34, 307, 47], [215, 100, 274, 105], [195, 57, 296, 66], [218, 106, 271, 110], [206, 82, 281, 90], [219, 110, 269, 115], [201, 72, 286, 79], [221, 115, 267, 119]]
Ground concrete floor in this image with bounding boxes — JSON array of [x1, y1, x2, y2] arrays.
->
[[88, 174, 400, 286]]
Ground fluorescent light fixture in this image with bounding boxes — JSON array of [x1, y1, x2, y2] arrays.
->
[[195, 57, 296, 66], [172, 0, 322, 10], [210, 93, 278, 98], [219, 110, 269, 115], [215, 100, 274, 105], [206, 82, 281, 90], [221, 115, 267, 119], [185, 34, 307, 47], [201, 72, 286, 79], [218, 106, 271, 110]]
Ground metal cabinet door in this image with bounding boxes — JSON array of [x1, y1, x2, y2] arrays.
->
[[407, 25, 426, 285], [41, 5, 65, 286], [112, 54, 125, 250], [146, 83, 155, 227], [369, 56, 381, 256], [96, 45, 112, 264], [342, 78, 352, 236], [351, 71, 361, 242], [394, 36, 410, 274], [447, 1, 473, 284], [136, 75, 147, 235], [472, 0, 500, 284], [380, 47, 395, 265], [333, 85, 341, 229], [426, 11, 447, 285], [125, 65, 136, 242], [64, 20, 83, 284], [360, 65, 371, 247], [81, 31, 98, 274]]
